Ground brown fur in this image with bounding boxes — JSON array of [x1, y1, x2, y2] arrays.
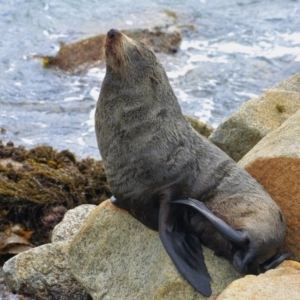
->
[[103, 31, 136, 75]]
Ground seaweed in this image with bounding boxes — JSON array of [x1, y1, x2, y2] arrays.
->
[[0, 141, 111, 248]]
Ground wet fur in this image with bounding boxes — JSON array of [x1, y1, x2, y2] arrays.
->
[[95, 29, 289, 294]]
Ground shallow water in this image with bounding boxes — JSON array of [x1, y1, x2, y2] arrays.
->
[[1, 0, 300, 159]]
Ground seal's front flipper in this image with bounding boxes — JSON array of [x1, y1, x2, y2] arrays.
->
[[110, 195, 118, 205], [171, 199, 248, 246], [159, 200, 212, 297]]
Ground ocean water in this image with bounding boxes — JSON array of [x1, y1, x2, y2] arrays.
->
[[0, 0, 300, 159]]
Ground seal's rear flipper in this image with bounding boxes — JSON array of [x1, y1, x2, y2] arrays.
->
[[159, 200, 212, 297], [261, 252, 293, 271], [171, 199, 248, 245]]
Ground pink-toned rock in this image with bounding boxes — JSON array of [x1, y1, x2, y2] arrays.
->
[[216, 260, 300, 300], [238, 109, 300, 261]]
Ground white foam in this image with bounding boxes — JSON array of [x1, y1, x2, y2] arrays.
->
[[21, 138, 35, 145], [194, 110, 211, 123], [188, 55, 229, 64], [34, 122, 48, 128], [207, 79, 217, 86], [235, 91, 258, 99], [212, 42, 261, 55], [192, 97, 215, 123], [90, 87, 100, 101], [263, 45, 300, 59], [166, 64, 195, 79], [77, 137, 85, 146], [83, 119, 94, 127], [48, 33, 69, 39], [5, 64, 15, 73], [193, 39, 300, 62], [82, 107, 96, 128], [63, 96, 82, 102], [281, 32, 300, 44], [180, 40, 209, 51], [174, 89, 191, 103], [89, 107, 96, 119], [87, 68, 106, 81]]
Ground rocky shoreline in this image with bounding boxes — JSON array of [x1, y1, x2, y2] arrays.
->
[[1, 72, 299, 299], [1, 18, 300, 296]]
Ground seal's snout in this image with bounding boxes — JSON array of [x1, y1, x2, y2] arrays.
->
[[104, 28, 133, 70], [107, 28, 118, 39]]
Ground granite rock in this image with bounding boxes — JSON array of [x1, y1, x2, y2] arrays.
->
[[68, 200, 242, 300], [209, 73, 300, 161], [3, 204, 98, 300], [216, 260, 300, 300], [52, 204, 96, 243], [3, 242, 90, 300]]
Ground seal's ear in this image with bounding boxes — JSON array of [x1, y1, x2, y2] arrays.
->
[[159, 198, 212, 297]]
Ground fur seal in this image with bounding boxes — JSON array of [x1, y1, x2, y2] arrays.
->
[[95, 28, 292, 297]]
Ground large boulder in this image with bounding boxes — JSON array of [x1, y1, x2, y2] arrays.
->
[[216, 260, 300, 300], [3, 205, 97, 300], [51, 204, 96, 243], [68, 200, 242, 300], [3, 241, 90, 300], [238, 109, 300, 261], [209, 73, 300, 161]]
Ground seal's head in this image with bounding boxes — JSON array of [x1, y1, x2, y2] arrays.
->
[[103, 28, 164, 82]]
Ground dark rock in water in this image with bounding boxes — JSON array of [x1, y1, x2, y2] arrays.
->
[[0, 140, 111, 250], [40, 26, 182, 73]]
